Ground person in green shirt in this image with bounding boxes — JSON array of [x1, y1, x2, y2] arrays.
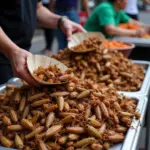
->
[[84, 0, 149, 38]]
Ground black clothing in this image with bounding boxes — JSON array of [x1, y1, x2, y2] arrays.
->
[[0, 0, 40, 84], [0, 0, 40, 64], [0, 64, 13, 84]]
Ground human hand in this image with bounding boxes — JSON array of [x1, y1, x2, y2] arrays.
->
[[9, 49, 39, 86], [136, 28, 147, 37], [145, 25, 150, 34], [60, 18, 87, 41]]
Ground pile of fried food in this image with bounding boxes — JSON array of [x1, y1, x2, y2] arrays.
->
[[33, 65, 72, 84], [71, 37, 102, 53], [103, 40, 131, 50], [54, 40, 145, 91], [0, 78, 140, 150]]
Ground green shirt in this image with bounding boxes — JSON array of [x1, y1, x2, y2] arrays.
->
[[84, 2, 130, 38]]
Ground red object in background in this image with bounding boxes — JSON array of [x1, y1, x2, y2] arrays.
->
[[79, 11, 88, 26]]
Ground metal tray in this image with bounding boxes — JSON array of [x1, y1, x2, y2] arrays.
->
[[0, 81, 148, 150], [110, 95, 148, 150], [7, 78, 23, 86], [118, 60, 150, 97]]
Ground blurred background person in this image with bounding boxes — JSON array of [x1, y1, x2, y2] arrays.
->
[[84, 0, 150, 39], [124, 0, 150, 20], [42, 0, 55, 54], [50, 0, 90, 50]]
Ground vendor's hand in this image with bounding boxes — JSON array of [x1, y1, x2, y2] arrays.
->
[[136, 28, 147, 37], [9, 49, 39, 86], [60, 18, 87, 41], [145, 25, 150, 34]]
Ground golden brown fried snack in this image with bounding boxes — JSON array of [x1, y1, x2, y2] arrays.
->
[[54, 45, 144, 91], [0, 79, 139, 149]]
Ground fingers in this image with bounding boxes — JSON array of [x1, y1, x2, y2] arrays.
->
[[144, 27, 149, 33], [138, 29, 146, 37], [12, 61, 40, 87], [72, 23, 87, 33], [66, 24, 87, 41], [66, 27, 72, 41], [76, 24, 87, 33], [9, 48, 40, 87], [18, 67, 40, 87], [63, 19, 87, 41], [19, 52, 40, 86]]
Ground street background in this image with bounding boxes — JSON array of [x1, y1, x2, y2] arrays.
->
[[30, 10, 150, 150], [30, 11, 150, 55]]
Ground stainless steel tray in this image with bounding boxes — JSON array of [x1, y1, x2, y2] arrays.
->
[[109, 95, 147, 150], [0, 81, 148, 150], [7, 77, 23, 86], [0, 148, 15, 150], [118, 60, 150, 97]]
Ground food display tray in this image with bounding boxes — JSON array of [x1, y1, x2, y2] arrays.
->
[[110, 95, 147, 150], [118, 60, 150, 97], [0, 80, 148, 150]]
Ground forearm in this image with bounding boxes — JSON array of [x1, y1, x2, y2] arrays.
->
[[105, 26, 137, 37], [0, 27, 20, 59], [36, 2, 60, 29]]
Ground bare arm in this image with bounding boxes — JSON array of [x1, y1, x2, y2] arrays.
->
[[82, 0, 90, 16], [105, 25, 138, 37], [36, 2, 86, 40], [0, 27, 20, 58], [37, 2, 60, 29], [0, 27, 38, 86]]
